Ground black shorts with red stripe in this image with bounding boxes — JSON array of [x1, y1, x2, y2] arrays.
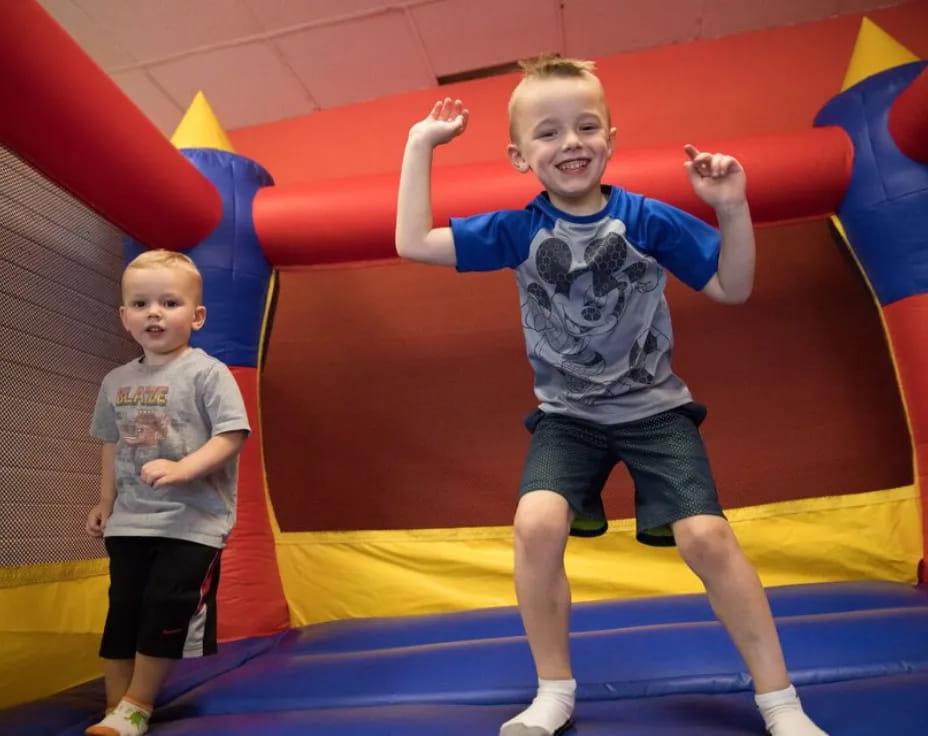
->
[[101, 536, 222, 660]]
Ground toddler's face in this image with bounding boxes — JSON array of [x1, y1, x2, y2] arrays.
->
[[120, 266, 205, 364]]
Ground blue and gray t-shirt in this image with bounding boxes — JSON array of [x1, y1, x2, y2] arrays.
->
[[91, 347, 251, 548], [451, 186, 720, 424]]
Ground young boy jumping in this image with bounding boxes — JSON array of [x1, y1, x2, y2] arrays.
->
[[395, 56, 828, 736], [84, 250, 250, 736]]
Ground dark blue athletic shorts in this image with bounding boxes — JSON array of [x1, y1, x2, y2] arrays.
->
[[519, 402, 725, 546]]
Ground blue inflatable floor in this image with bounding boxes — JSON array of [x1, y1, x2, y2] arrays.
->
[[6, 581, 928, 735]]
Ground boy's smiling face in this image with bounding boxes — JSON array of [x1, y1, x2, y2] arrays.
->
[[120, 265, 206, 365], [508, 74, 615, 215]]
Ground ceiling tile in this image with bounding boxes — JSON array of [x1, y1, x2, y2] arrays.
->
[[70, 0, 264, 61], [242, 0, 397, 32], [147, 42, 316, 131], [563, 0, 702, 59], [837, 0, 905, 13], [701, 0, 841, 39], [275, 11, 435, 108], [33, 0, 916, 136], [108, 68, 184, 136], [411, 0, 561, 77], [38, 0, 138, 68]]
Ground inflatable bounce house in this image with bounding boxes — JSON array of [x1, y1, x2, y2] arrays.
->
[[1, 0, 927, 733]]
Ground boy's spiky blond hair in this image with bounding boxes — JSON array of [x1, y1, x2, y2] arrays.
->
[[508, 54, 606, 141], [123, 249, 203, 302], [518, 55, 597, 79]]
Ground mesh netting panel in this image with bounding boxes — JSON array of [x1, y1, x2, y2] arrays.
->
[[0, 145, 139, 567]]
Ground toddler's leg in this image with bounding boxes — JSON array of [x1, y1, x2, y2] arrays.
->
[[673, 515, 828, 735], [101, 659, 133, 711], [124, 653, 175, 712], [98, 539, 148, 714], [85, 654, 173, 736], [500, 491, 575, 736]]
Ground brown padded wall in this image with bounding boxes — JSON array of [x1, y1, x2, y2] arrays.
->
[[0, 146, 138, 566], [261, 220, 912, 532]]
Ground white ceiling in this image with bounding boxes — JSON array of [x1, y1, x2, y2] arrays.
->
[[39, 0, 905, 136]]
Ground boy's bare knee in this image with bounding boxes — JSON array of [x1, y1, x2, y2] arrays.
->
[[514, 518, 568, 555], [673, 516, 740, 574], [513, 492, 572, 554]]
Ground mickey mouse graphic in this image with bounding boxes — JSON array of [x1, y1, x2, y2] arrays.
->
[[522, 229, 668, 403]]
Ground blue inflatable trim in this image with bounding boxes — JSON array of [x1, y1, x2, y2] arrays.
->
[[815, 62, 928, 306], [124, 149, 274, 367]]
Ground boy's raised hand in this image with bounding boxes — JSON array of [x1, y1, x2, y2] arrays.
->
[[684, 144, 746, 208], [409, 98, 469, 147]]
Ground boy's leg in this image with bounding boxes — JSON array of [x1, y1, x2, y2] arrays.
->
[[87, 538, 221, 736], [92, 538, 151, 726], [673, 515, 827, 735], [672, 515, 787, 691], [502, 490, 576, 736], [124, 654, 176, 710], [102, 659, 134, 710], [501, 411, 613, 736], [513, 490, 573, 681], [85, 656, 175, 736], [618, 405, 827, 734]]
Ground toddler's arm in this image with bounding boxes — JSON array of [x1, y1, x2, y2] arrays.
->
[[85, 442, 116, 536], [395, 98, 469, 266], [140, 430, 248, 488]]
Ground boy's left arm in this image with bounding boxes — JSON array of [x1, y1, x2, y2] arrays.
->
[[684, 144, 755, 304]]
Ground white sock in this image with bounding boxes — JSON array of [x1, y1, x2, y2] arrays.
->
[[755, 685, 828, 736], [499, 678, 576, 736], [84, 697, 152, 736]]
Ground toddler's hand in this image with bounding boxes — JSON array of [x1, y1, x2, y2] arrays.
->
[[140, 459, 191, 488], [85, 500, 113, 537], [408, 98, 469, 148]]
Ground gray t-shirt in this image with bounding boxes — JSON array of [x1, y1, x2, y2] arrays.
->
[[451, 186, 721, 424], [90, 347, 251, 548]]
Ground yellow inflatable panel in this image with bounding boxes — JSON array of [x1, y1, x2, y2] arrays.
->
[[276, 486, 922, 626], [0, 569, 109, 709], [0, 632, 102, 710]]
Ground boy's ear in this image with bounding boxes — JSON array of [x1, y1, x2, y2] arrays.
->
[[507, 143, 530, 174], [192, 305, 207, 331], [607, 126, 617, 158], [118, 305, 130, 332]]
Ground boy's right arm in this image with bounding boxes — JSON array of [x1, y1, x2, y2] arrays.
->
[[395, 98, 469, 267], [85, 442, 116, 537]]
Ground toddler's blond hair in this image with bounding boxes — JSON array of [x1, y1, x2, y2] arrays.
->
[[122, 249, 203, 302]]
